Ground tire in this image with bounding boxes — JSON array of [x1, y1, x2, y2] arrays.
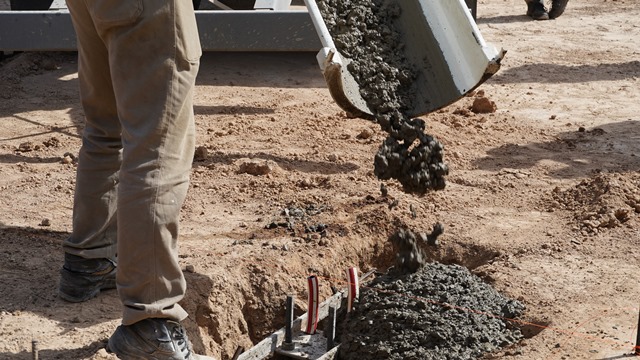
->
[[549, 0, 569, 19], [217, 0, 256, 10], [10, 0, 54, 10]]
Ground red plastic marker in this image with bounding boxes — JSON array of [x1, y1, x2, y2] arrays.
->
[[305, 275, 319, 334]]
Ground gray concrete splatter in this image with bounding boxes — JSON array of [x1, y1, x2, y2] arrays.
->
[[317, 0, 448, 194], [390, 224, 444, 274]]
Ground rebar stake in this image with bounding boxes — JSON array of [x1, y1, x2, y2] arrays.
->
[[635, 304, 640, 355], [282, 295, 295, 351], [32, 339, 38, 360], [231, 346, 244, 360], [326, 305, 337, 351]]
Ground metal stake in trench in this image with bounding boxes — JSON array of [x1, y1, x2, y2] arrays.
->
[[635, 304, 640, 355], [283, 295, 295, 351], [326, 305, 337, 351], [305, 275, 320, 335], [32, 339, 38, 360], [346, 267, 359, 313]]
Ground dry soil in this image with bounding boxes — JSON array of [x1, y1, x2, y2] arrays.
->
[[1, 1, 640, 359]]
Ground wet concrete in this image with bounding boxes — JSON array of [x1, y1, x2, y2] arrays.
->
[[330, 221, 525, 359], [338, 262, 525, 360], [317, 0, 448, 194], [314, 1, 524, 358], [390, 224, 443, 274]]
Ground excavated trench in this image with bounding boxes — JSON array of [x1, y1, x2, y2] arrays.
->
[[181, 201, 532, 359], [179, 197, 532, 359]]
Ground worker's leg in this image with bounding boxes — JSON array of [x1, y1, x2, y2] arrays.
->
[[59, 0, 122, 303], [63, 1, 211, 358], [87, 0, 201, 325]]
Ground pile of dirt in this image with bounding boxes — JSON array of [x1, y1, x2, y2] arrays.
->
[[548, 173, 640, 235], [0, 52, 66, 100], [338, 262, 525, 360]]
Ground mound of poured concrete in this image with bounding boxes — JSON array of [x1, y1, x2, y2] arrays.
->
[[338, 263, 525, 360]]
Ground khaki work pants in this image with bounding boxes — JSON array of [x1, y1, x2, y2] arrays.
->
[[63, 0, 201, 325]]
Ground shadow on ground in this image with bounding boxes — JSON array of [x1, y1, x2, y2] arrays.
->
[[0, 224, 218, 358], [0, 226, 121, 329], [492, 61, 640, 84], [473, 120, 640, 179], [476, 14, 531, 24], [195, 150, 359, 175]]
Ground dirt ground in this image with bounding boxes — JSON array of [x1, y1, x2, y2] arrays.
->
[[1, 0, 640, 359]]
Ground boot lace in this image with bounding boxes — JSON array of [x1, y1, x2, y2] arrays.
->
[[171, 324, 193, 359]]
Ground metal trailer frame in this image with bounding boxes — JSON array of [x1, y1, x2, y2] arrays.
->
[[0, 0, 478, 53], [0, 0, 322, 52]]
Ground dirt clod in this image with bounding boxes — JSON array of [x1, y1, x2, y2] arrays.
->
[[472, 97, 497, 114]]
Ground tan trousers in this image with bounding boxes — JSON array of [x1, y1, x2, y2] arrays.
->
[[63, 0, 201, 325]]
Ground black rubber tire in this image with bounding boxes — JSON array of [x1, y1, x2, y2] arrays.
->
[[193, 0, 202, 10], [10, 0, 54, 10], [217, 0, 256, 10], [549, 0, 569, 19]]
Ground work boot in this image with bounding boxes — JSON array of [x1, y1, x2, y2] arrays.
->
[[525, 0, 549, 20], [107, 318, 216, 360], [549, 0, 569, 19], [59, 253, 116, 302]]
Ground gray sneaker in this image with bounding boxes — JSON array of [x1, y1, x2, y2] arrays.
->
[[59, 253, 117, 302], [107, 318, 216, 360]]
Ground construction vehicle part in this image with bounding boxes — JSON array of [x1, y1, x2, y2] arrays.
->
[[0, 10, 321, 52], [0, 0, 318, 52], [303, 0, 370, 119], [305, 0, 504, 119], [9, 0, 54, 10], [219, 0, 292, 10], [465, 0, 478, 20], [218, 0, 258, 10]]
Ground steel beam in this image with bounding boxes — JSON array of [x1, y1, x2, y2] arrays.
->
[[0, 10, 321, 52]]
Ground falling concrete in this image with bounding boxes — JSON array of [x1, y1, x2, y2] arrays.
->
[[316, 0, 448, 194]]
